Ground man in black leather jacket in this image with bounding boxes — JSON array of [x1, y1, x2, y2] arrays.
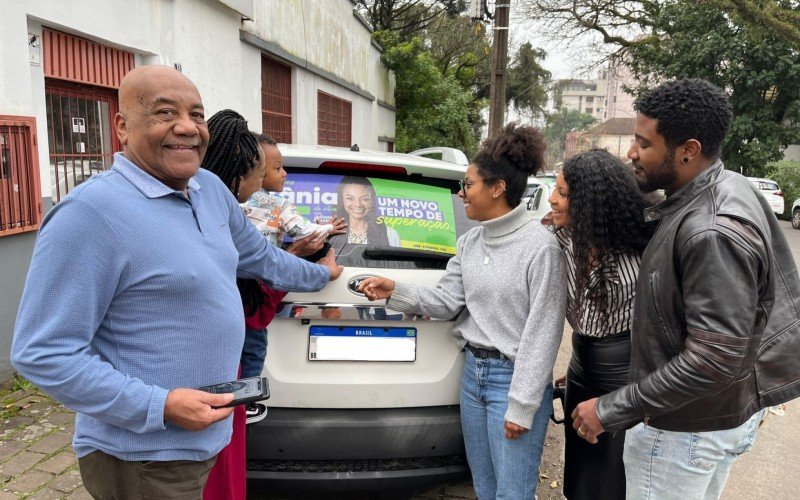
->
[[571, 79, 800, 499]]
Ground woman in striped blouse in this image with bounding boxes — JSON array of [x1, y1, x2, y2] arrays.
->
[[548, 149, 656, 500]]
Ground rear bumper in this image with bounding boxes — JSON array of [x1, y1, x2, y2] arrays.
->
[[246, 406, 468, 491]]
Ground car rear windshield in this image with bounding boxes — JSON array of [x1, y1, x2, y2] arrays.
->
[[279, 169, 477, 270], [752, 180, 780, 191]]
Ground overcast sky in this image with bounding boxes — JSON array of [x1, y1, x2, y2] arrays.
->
[[506, 2, 606, 80]]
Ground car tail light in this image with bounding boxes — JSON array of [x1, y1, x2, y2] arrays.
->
[[776, 190, 784, 197], [319, 161, 407, 176]]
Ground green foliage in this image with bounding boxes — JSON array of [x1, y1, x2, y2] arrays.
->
[[526, 0, 800, 177], [366, 2, 551, 156], [506, 43, 552, 121], [379, 34, 479, 155], [11, 373, 34, 392], [623, 1, 800, 176], [766, 159, 800, 219], [542, 107, 598, 167], [356, 1, 468, 39]]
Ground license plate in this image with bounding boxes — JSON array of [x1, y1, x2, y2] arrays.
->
[[308, 326, 417, 362]]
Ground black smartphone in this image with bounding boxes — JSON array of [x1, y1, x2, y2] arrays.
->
[[197, 376, 270, 408]]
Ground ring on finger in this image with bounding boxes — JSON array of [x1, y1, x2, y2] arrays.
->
[[577, 426, 587, 437]]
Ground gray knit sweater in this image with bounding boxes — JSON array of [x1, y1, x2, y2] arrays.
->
[[388, 204, 567, 428]]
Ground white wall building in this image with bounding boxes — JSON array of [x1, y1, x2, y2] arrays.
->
[[0, 0, 396, 380], [604, 63, 637, 120], [555, 79, 608, 121]]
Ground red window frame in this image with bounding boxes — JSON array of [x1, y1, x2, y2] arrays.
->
[[45, 79, 121, 203], [0, 116, 43, 237], [261, 56, 292, 143], [317, 91, 352, 148]]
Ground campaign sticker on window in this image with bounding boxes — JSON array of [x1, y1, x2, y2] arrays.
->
[[281, 173, 458, 254], [308, 326, 417, 362]]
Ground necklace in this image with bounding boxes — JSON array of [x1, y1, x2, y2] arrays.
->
[[348, 232, 367, 244]]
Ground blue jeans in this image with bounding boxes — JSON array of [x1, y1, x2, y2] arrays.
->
[[240, 327, 267, 379], [460, 350, 553, 500], [623, 409, 766, 500]]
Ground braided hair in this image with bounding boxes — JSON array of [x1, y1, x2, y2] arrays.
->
[[201, 109, 265, 314], [201, 109, 261, 199]]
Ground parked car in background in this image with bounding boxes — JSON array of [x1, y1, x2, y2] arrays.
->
[[791, 198, 800, 229], [51, 159, 106, 202], [536, 171, 558, 188], [747, 177, 785, 215], [246, 144, 474, 494], [524, 176, 552, 221]]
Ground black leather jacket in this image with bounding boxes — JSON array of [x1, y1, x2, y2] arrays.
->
[[597, 161, 800, 432]]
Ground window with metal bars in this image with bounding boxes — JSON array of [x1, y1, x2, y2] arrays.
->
[[45, 80, 119, 203], [261, 56, 292, 143], [317, 92, 352, 148], [0, 116, 42, 237]]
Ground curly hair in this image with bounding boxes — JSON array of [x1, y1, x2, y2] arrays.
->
[[561, 149, 655, 327], [473, 123, 546, 207], [634, 79, 732, 159]]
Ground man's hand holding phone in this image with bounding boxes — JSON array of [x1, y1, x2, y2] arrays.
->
[[164, 388, 235, 431]]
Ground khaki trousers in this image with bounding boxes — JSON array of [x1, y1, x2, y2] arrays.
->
[[78, 450, 217, 500]]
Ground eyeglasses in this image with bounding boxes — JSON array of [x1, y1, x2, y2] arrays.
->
[[458, 179, 484, 192]]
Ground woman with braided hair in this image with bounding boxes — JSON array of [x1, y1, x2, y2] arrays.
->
[[201, 109, 265, 202], [547, 149, 656, 500], [200, 110, 342, 500], [198, 108, 266, 500]]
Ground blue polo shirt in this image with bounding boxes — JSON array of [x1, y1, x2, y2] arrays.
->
[[11, 153, 329, 461]]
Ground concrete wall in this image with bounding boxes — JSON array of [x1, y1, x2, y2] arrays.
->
[[242, 0, 396, 149], [0, 233, 37, 380], [784, 145, 800, 162], [578, 134, 635, 159]]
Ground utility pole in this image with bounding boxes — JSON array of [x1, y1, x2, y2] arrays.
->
[[487, 2, 510, 139]]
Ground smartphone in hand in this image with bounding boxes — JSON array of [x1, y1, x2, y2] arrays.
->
[[197, 376, 270, 408]]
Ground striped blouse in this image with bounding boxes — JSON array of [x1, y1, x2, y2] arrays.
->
[[554, 229, 641, 338]]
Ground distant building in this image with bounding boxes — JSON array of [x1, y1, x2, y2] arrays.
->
[[604, 63, 637, 120], [554, 79, 608, 121], [784, 145, 800, 162], [567, 117, 636, 161]]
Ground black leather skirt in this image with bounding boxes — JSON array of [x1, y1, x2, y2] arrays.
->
[[563, 330, 631, 500]]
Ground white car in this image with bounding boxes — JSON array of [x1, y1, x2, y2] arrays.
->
[[50, 159, 108, 203], [791, 198, 800, 229], [246, 144, 475, 493], [747, 177, 784, 215], [524, 176, 553, 221]]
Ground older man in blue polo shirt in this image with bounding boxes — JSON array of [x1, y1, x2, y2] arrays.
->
[[11, 65, 343, 498]]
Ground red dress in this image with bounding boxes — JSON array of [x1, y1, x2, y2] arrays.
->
[[204, 285, 286, 500], [203, 385, 247, 499]]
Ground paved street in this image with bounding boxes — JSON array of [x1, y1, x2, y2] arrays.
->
[[2, 220, 800, 499]]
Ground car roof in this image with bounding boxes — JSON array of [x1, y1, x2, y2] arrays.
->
[[746, 177, 778, 184], [527, 176, 544, 185], [277, 144, 468, 180]]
